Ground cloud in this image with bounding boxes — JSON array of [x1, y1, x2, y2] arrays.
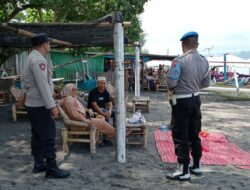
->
[[141, 0, 250, 55]]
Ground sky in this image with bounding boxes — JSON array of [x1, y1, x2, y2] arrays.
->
[[140, 0, 250, 56]]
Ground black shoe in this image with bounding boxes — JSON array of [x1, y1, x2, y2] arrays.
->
[[166, 164, 191, 181], [189, 159, 202, 176], [45, 168, 70, 179], [33, 163, 47, 173], [166, 174, 191, 181], [166, 172, 191, 181]]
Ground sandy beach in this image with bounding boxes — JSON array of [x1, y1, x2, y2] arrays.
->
[[0, 91, 250, 190]]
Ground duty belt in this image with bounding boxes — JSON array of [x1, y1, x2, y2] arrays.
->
[[175, 92, 199, 99]]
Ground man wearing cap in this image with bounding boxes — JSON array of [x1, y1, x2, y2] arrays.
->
[[87, 76, 116, 127], [166, 31, 210, 181], [23, 33, 70, 179]]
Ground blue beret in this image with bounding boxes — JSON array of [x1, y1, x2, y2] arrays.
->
[[31, 33, 49, 46], [180, 31, 198, 41]]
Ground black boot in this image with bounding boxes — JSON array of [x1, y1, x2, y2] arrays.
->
[[166, 163, 191, 181], [33, 156, 47, 173], [190, 159, 202, 176], [45, 159, 70, 179]]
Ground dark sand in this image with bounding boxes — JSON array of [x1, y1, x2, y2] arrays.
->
[[0, 91, 249, 190]]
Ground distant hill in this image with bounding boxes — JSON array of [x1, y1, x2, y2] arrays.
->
[[236, 51, 250, 59]]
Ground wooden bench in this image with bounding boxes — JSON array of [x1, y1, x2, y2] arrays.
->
[[132, 96, 150, 113], [126, 123, 147, 148], [57, 102, 99, 154], [10, 87, 27, 121]]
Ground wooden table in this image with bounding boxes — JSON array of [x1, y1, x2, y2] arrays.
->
[[126, 123, 147, 148]]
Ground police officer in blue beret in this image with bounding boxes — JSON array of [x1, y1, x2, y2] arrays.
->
[[179, 31, 199, 41], [166, 31, 210, 181], [23, 33, 70, 179]]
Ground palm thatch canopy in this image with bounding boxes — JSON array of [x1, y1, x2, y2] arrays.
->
[[0, 12, 131, 48]]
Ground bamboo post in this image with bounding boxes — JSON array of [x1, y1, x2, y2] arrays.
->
[[233, 66, 239, 91], [143, 125, 148, 148], [134, 42, 140, 98], [89, 126, 96, 154], [113, 12, 126, 163], [12, 104, 17, 122], [223, 54, 228, 81], [61, 128, 69, 152]]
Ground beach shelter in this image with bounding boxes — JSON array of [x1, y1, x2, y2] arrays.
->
[[0, 12, 130, 163], [207, 54, 250, 77]]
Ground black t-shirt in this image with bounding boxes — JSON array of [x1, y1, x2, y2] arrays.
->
[[87, 87, 111, 109]]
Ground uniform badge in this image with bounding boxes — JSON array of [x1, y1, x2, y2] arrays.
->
[[39, 63, 46, 71], [171, 60, 178, 68], [166, 59, 181, 80]]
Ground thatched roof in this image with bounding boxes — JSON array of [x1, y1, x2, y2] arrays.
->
[[0, 12, 131, 48]]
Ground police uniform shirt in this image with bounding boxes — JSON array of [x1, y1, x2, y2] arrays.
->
[[167, 50, 210, 94], [87, 87, 111, 109], [23, 50, 56, 109]]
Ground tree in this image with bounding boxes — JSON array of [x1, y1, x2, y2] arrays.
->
[[1, 0, 148, 42], [0, 0, 149, 65]]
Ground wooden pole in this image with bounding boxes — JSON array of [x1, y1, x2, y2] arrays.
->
[[53, 59, 82, 69], [95, 22, 131, 28], [223, 54, 227, 81], [1, 23, 76, 47], [113, 13, 126, 163], [134, 42, 140, 98]]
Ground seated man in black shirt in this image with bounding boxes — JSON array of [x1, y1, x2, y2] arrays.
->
[[88, 76, 116, 127]]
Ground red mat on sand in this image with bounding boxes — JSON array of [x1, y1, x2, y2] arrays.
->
[[154, 130, 250, 169]]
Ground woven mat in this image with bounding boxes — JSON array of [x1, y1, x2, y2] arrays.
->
[[154, 130, 250, 169]]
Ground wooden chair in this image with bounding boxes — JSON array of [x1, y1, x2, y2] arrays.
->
[[142, 78, 149, 91], [0, 90, 9, 104], [0, 79, 14, 104], [11, 103, 27, 122], [156, 78, 168, 92], [10, 87, 27, 122], [57, 102, 99, 154]]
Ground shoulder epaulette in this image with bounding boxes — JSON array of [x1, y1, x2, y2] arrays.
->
[[175, 55, 184, 60]]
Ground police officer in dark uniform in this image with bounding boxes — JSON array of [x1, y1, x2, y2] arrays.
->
[[23, 33, 70, 178], [166, 31, 210, 181]]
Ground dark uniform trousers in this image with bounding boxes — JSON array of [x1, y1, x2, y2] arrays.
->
[[172, 95, 202, 165], [26, 106, 56, 162]]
